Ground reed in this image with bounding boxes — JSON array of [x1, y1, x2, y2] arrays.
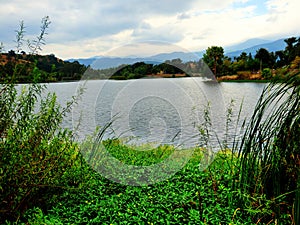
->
[[235, 73, 300, 222]]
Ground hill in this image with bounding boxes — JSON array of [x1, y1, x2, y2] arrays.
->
[[0, 51, 87, 83]]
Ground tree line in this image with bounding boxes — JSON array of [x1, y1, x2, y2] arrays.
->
[[0, 51, 87, 83], [203, 37, 300, 80], [83, 60, 207, 80], [86, 36, 300, 81]]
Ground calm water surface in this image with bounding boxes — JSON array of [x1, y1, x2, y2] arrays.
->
[[45, 78, 266, 148]]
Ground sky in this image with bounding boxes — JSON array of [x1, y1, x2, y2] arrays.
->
[[0, 0, 299, 59]]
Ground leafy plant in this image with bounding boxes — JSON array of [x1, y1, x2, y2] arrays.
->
[[27, 16, 51, 54], [0, 81, 83, 222], [262, 68, 272, 80], [0, 17, 84, 223]]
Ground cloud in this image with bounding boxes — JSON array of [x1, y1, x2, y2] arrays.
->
[[1, 0, 299, 59], [177, 13, 191, 20]]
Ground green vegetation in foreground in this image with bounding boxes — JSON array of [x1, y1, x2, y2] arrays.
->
[[4, 141, 294, 224]]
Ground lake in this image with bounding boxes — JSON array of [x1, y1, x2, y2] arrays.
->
[[44, 78, 266, 149]]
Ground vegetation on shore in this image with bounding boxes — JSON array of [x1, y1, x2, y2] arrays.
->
[[0, 52, 87, 83]]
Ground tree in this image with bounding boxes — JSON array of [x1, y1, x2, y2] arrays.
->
[[203, 46, 224, 76], [275, 50, 288, 68], [255, 48, 274, 70], [284, 37, 300, 63]]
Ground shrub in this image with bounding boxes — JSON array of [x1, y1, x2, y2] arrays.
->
[[237, 71, 252, 80], [261, 68, 272, 80], [0, 82, 81, 222]]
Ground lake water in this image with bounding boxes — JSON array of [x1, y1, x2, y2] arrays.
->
[[44, 78, 266, 149]]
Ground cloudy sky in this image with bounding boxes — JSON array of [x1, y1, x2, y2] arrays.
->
[[0, 0, 299, 59]]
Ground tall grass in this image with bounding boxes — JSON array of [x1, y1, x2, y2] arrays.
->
[[235, 73, 300, 223]]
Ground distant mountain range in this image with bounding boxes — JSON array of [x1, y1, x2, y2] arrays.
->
[[68, 37, 288, 69], [225, 38, 287, 59]]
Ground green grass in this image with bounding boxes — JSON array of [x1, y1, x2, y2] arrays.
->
[[233, 73, 300, 224]]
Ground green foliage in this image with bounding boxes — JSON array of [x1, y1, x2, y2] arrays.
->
[[0, 16, 87, 83], [262, 68, 272, 79], [14, 20, 25, 54], [110, 61, 188, 80], [2, 93, 295, 224], [83, 59, 212, 80], [255, 48, 276, 70], [27, 16, 51, 54], [2, 18, 299, 225], [0, 53, 87, 83], [0, 82, 83, 222], [203, 46, 224, 76], [208, 37, 300, 79], [13, 148, 256, 224]]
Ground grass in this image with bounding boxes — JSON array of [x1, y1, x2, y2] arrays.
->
[[233, 73, 300, 224]]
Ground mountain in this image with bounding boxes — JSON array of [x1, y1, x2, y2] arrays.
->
[[225, 38, 271, 52], [147, 51, 201, 62], [73, 52, 202, 69], [225, 38, 287, 59], [68, 57, 101, 66], [67, 38, 288, 68]]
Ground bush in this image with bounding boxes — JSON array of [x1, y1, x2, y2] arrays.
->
[[237, 71, 252, 80], [0, 82, 81, 222], [262, 68, 272, 80]]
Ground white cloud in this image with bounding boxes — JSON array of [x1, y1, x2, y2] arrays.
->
[[1, 0, 299, 59]]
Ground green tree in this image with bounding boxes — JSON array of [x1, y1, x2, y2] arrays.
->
[[255, 48, 275, 70], [284, 37, 300, 63], [203, 46, 224, 76]]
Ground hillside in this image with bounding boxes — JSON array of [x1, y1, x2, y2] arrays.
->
[[0, 51, 87, 83]]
